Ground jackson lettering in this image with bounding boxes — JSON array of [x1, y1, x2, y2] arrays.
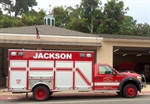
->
[[33, 53, 72, 59]]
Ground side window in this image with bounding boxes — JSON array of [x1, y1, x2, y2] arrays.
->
[[98, 66, 106, 74], [99, 66, 113, 74]]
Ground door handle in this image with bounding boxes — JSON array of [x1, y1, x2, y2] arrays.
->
[[97, 76, 100, 80]]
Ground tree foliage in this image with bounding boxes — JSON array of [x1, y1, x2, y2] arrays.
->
[[98, 0, 127, 34], [0, 9, 46, 28], [53, 6, 69, 28], [132, 23, 150, 36], [0, 0, 13, 15], [80, 0, 101, 33], [13, 0, 37, 17], [66, 17, 88, 32], [0, 0, 149, 36], [0, 14, 14, 28], [119, 16, 136, 35], [0, 0, 37, 16], [14, 9, 46, 27], [65, 5, 90, 32]]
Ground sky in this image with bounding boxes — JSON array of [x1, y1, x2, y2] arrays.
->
[[34, 0, 150, 24]]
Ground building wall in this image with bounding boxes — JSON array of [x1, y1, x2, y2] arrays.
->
[[1, 34, 150, 67], [96, 40, 113, 65], [0, 34, 150, 85], [104, 38, 150, 48], [96, 39, 150, 66]]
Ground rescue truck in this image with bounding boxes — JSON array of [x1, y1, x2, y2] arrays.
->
[[8, 49, 146, 101]]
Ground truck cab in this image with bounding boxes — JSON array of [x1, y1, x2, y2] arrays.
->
[[94, 63, 146, 98]]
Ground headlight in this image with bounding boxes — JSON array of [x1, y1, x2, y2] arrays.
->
[[137, 76, 141, 81]]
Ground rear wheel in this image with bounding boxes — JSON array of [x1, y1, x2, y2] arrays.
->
[[123, 84, 137, 98], [33, 86, 50, 101]]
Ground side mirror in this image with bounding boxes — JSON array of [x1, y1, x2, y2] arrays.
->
[[112, 70, 117, 75]]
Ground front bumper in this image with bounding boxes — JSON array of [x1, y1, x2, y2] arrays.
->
[[141, 74, 146, 88]]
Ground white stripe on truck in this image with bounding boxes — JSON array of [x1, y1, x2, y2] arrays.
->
[[95, 82, 119, 86]]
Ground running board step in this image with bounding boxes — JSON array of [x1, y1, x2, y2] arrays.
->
[[94, 90, 120, 93]]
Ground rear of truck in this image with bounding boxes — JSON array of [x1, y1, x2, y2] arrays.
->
[[8, 49, 95, 101]]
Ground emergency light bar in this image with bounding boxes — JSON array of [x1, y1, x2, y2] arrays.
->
[[80, 53, 92, 58], [11, 52, 17, 56], [11, 52, 24, 56], [18, 52, 24, 56], [80, 53, 85, 57], [86, 54, 92, 58]]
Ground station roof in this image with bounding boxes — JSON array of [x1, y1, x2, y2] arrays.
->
[[0, 25, 98, 37], [0, 25, 150, 40], [0, 39, 100, 47]]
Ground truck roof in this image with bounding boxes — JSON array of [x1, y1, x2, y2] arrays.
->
[[8, 49, 94, 61]]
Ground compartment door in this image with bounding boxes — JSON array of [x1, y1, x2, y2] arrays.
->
[[9, 60, 27, 90]]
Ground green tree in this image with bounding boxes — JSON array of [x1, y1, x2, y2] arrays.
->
[[53, 6, 69, 28], [0, 15, 14, 28], [0, 0, 13, 15], [65, 5, 89, 32], [14, 9, 46, 27], [0, 0, 37, 17], [66, 17, 88, 32], [97, 0, 129, 34], [80, 0, 102, 33], [118, 16, 137, 35], [0, 0, 13, 28], [65, 0, 102, 33], [13, 0, 37, 17], [132, 23, 150, 36]]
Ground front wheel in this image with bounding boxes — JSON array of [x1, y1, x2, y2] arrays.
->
[[123, 84, 137, 98], [33, 86, 50, 101]]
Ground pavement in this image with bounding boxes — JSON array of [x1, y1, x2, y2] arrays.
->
[[0, 83, 150, 100]]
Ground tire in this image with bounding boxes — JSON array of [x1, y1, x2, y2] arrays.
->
[[123, 84, 137, 98], [33, 86, 50, 101]]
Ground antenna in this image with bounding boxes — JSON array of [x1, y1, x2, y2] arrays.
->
[[49, 4, 51, 15]]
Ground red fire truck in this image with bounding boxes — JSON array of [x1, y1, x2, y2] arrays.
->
[[8, 49, 146, 101]]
